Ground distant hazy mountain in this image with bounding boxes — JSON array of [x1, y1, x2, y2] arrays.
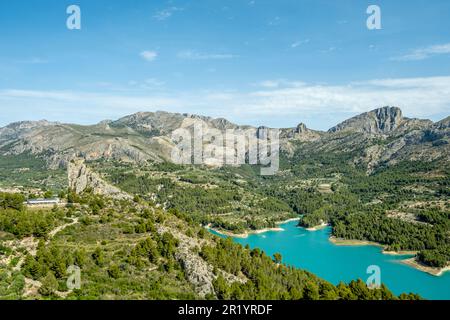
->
[[0, 107, 448, 172]]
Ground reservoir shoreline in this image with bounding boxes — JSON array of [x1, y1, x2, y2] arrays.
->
[[328, 236, 449, 277], [206, 217, 300, 239], [210, 220, 449, 278], [208, 220, 450, 299]]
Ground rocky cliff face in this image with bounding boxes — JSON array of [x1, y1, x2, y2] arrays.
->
[[0, 120, 56, 138], [158, 224, 246, 298], [0, 121, 166, 169], [281, 122, 322, 141], [329, 106, 405, 134], [68, 159, 131, 199], [157, 224, 216, 297], [113, 111, 245, 136]]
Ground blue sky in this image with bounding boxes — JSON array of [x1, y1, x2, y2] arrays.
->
[[0, 0, 450, 130]]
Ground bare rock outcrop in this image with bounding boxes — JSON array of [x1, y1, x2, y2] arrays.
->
[[68, 159, 131, 199], [157, 225, 246, 298], [157, 225, 215, 297], [329, 106, 404, 135]]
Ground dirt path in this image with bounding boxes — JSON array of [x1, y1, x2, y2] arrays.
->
[[46, 217, 79, 243], [9, 218, 80, 272]]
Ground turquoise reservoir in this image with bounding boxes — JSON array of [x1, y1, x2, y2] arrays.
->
[[210, 221, 450, 300]]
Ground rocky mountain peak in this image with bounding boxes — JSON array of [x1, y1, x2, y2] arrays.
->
[[295, 123, 308, 134], [435, 116, 450, 129], [374, 106, 403, 130], [280, 122, 321, 142], [257, 126, 270, 139], [5, 120, 54, 130], [0, 120, 56, 141], [328, 106, 404, 135]]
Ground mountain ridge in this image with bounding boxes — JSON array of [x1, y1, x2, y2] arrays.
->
[[0, 106, 448, 172], [2, 106, 446, 132]]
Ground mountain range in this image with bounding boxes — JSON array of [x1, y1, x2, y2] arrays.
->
[[0, 106, 448, 173]]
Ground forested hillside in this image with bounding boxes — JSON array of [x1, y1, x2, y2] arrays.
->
[[0, 192, 421, 300]]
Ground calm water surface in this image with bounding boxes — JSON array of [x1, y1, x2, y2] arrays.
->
[[210, 221, 450, 300]]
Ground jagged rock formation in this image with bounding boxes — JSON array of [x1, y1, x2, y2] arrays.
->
[[281, 122, 322, 141], [158, 225, 246, 298], [296, 123, 308, 134], [113, 111, 246, 136], [68, 159, 131, 199], [279, 122, 323, 156], [172, 237, 216, 297], [329, 106, 404, 134], [435, 116, 450, 129]]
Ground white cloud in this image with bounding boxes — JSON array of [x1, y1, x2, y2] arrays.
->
[[126, 78, 165, 90], [0, 89, 176, 108], [268, 16, 281, 26], [143, 78, 165, 87], [153, 7, 182, 21], [258, 80, 280, 88], [320, 46, 336, 53], [291, 39, 310, 48], [177, 50, 237, 60], [1, 76, 449, 128], [362, 76, 450, 89], [140, 51, 158, 62], [0, 89, 181, 127], [256, 80, 306, 88], [392, 43, 450, 61], [239, 76, 450, 118]]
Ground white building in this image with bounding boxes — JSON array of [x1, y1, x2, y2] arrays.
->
[[26, 198, 60, 206]]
